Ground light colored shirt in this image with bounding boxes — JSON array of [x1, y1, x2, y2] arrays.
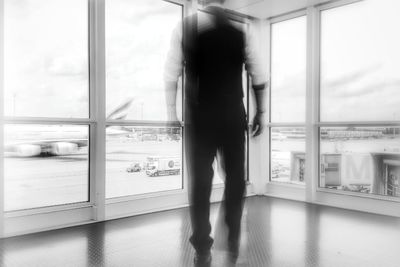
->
[[164, 9, 267, 87]]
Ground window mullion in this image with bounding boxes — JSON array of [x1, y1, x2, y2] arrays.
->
[[3, 117, 95, 125], [305, 6, 320, 203], [91, 0, 106, 221], [0, 0, 5, 238]]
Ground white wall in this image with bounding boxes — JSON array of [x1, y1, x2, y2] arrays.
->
[[226, 0, 333, 18]]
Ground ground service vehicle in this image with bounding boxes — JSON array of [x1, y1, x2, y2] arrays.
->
[[146, 157, 181, 177], [126, 162, 142, 173]]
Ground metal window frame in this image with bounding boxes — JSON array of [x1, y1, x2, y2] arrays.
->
[[0, 0, 5, 238], [265, 0, 400, 209], [268, 10, 307, 125], [8, 0, 395, 237], [316, 0, 364, 11], [268, 10, 308, 189], [1, 0, 259, 237], [315, 0, 400, 202], [1, 0, 192, 237], [268, 9, 307, 24], [103, 0, 187, 204], [90, 0, 106, 221], [3, 0, 95, 216], [0, 0, 101, 236], [305, 6, 320, 202], [104, 0, 258, 205], [268, 127, 307, 186], [2, 0, 400, 237]]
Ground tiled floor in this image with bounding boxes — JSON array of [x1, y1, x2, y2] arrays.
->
[[1, 196, 400, 267]]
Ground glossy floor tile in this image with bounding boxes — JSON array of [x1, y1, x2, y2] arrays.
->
[[1, 196, 400, 267]]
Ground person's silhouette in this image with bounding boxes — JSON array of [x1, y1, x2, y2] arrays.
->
[[165, 0, 267, 265]]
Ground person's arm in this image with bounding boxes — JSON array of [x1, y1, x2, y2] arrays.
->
[[165, 81, 179, 122], [251, 84, 267, 137], [164, 22, 184, 123], [244, 28, 268, 137]]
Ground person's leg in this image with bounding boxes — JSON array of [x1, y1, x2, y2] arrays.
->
[[220, 124, 246, 255], [187, 124, 217, 255]]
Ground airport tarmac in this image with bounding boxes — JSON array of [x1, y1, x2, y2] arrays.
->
[[5, 137, 399, 211], [4, 138, 223, 211]]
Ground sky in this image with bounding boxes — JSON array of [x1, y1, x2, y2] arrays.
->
[[271, 16, 307, 123], [320, 0, 400, 122], [4, 0, 181, 120], [4, 0, 400, 122], [105, 0, 182, 121], [269, 0, 400, 123], [4, 0, 89, 118]]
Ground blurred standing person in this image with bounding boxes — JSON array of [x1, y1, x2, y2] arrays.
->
[[164, 0, 267, 266]]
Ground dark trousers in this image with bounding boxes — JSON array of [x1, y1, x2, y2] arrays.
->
[[186, 104, 247, 253]]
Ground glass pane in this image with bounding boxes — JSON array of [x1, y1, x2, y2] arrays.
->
[[320, 0, 400, 121], [320, 127, 400, 197], [4, 124, 89, 211], [106, 0, 182, 121], [106, 126, 182, 198], [271, 127, 306, 184], [270, 16, 306, 123], [4, 0, 89, 118]]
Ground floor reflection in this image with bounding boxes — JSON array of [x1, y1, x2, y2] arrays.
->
[[1, 196, 400, 267]]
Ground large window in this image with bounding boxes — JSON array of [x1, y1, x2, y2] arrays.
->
[[320, 127, 400, 196], [319, 0, 400, 197], [3, 0, 400, 236], [4, 125, 89, 211], [105, 0, 183, 198], [270, 16, 307, 184], [2, 0, 250, 217], [106, 126, 182, 198], [271, 128, 305, 184], [3, 0, 90, 211], [270, 16, 306, 123], [320, 0, 400, 121], [4, 0, 89, 118], [106, 0, 182, 121]]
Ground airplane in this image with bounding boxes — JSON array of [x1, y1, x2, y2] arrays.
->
[[4, 98, 134, 157]]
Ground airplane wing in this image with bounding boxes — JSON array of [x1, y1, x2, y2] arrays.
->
[[5, 98, 135, 157], [4, 139, 88, 157]]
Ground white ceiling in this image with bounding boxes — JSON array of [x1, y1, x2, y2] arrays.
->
[[225, 0, 332, 19]]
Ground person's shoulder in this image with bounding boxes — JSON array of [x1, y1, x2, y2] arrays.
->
[[224, 21, 246, 41], [228, 21, 246, 34]]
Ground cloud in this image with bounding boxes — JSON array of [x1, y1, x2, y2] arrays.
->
[[324, 79, 400, 98], [271, 72, 306, 97], [46, 57, 87, 77], [322, 65, 380, 90]]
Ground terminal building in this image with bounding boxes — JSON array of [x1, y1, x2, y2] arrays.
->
[[1, 0, 400, 266]]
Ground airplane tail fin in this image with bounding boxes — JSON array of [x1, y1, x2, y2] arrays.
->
[[106, 98, 134, 120]]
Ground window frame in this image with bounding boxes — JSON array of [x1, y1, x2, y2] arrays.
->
[[316, 0, 400, 201], [0, 0, 5, 238], [265, 0, 400, 213], [5, 0, 400, 238], [1, 0, 258, 237], [104, 0, 185, 201], [2, 0, 95, 213], [268, 10, 308, 188]]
